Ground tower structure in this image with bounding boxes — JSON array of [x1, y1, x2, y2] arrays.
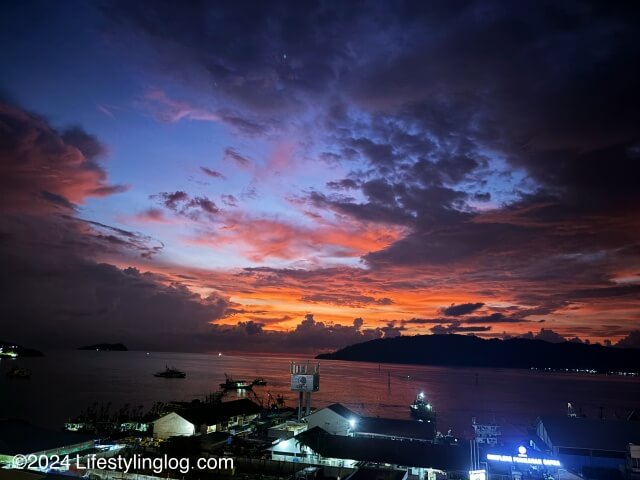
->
[[290, 360, 320, 421]]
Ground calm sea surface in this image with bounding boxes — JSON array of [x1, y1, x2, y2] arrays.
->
[[1, 350, 639, 440]]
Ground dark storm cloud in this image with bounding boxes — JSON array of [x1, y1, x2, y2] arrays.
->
[[104, 0, 371, 116], [289, 2, 640, 285], [190, 314, 398, 353], [109, 0, 640, 235], [0, 103, 230, 350], [0, 243, 229, 349], [441, 302, 485, 316], [0, 207, 230, 350]]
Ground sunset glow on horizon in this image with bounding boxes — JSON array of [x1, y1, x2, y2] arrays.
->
[[1, 0, 639, 352]]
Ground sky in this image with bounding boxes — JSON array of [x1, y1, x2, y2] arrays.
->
[[1, 0, 639, 352]]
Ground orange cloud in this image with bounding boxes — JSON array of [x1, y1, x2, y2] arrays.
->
[[0, 102, 127, 214], [187, 211, 407, 263]]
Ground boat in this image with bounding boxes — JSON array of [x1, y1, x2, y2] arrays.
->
[[410, 392, 436, 423], [252, 377, 267, 386], [154, 366, 186, 378], [220, 373, 252, 390], [6, 367, 31, 378]]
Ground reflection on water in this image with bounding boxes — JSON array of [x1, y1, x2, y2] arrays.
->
[[1, 350, 639, 440]]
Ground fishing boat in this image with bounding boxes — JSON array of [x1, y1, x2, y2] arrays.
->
[[154, 366, 186, 378], [6, 367, 31, 378], [252, 377, 267, 386], [410, 392, 436, 423], [220, 373, 252, 390]]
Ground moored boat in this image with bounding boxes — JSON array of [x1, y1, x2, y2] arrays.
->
[[154, 366, 186, 378], [220, 373, 252, 390], [410, 391, 436, 423]]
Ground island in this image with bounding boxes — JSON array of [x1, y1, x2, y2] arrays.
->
[[79, 343, 128, 351], [317, 334, 640, 373], [0, 341, 44, 357]]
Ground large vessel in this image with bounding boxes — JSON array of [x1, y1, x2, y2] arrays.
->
[[154, 366, 186, 378], [410, 392, 437, 423], [220, 373, 252, 390]]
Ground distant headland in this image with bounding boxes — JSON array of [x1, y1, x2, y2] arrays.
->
[[78, 343, 128, 351], [0, 341, 44, 357], [316, 334, 640, 373]]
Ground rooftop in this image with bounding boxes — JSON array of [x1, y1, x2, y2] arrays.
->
[[539, 416, 640, 452], [296, 426, 468, 470], [355, 416, 435, 441], [165, 399, 261, 426]]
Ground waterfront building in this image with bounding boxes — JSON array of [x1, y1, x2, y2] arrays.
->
[[536, 415, 640, 478], [152, 399, 261, 440], [484, 444, 561, 479], [305, 403, 436, 441], [305, 403, 359, 435], [271, 426, 467, 479], [271, 403, 461, 478]]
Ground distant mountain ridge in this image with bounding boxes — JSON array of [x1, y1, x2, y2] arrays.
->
[[316, 334, 640, 372]]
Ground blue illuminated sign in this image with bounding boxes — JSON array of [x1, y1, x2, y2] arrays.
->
[[486, 453, 561, 467]]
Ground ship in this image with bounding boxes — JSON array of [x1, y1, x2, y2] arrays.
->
[[252, 377, 267, 386], [153, 366, 186, 378], [410, 392, 436, 423], [6, 367, 31, 378], [220, 373, 252, 390]]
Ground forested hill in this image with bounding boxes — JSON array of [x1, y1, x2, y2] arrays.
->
[[316, 334, 640, 372]]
